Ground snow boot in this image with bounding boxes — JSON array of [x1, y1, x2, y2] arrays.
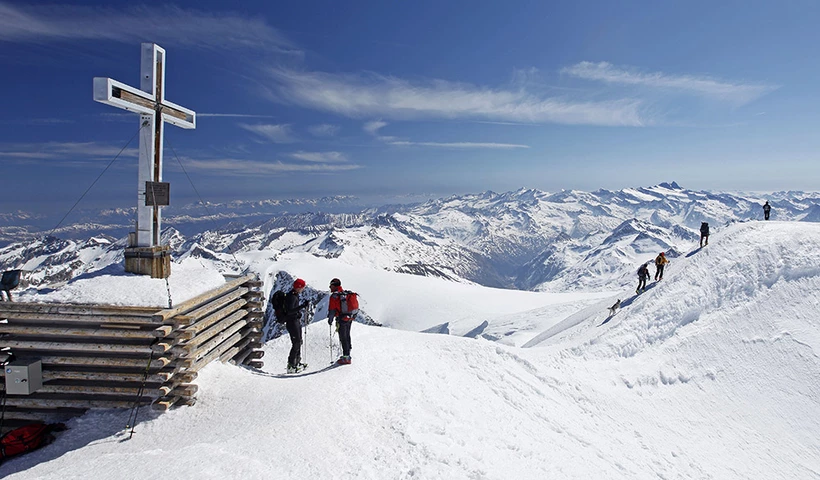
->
[[287, 363, 307, 374], [336, 356, 352, 365]]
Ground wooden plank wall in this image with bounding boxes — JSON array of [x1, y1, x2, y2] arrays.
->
[[0, 274, 264, 431]]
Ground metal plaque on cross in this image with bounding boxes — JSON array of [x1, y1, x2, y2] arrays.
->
[[145, 182, 170, 206]]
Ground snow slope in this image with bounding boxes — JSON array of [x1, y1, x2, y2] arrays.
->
[[2, 222, 819, 479]]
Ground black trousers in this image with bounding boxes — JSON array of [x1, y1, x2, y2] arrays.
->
[[286, 318, 302, 366], [655, 265, 665, 280], [637, 276, 647, 291], [337, 319, 352, 356], [764, 211, 770, 220]]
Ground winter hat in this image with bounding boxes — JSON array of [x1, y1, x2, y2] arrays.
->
[[329, 278, 341, 288], [293, 278, 306, 289]]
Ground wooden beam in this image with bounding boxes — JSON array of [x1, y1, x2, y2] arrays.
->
[[152, 274, 256, 322], [151, 340, 180, 354], [188, 330, 246, 373], [36, 383, 166, 397], [0, 405, 87, 415], [185, 309, 248, 350], [45, 370, 174, 383], [185, 319, 250, 360], [34, 354, 173, 369], [175, 396, 197, 407], [3, 339, 154, 354], [171, 384, 198, 397], [1, 312, 164, 325], [0, 303, 160, 316], [181, 288, 249, 328], [231, 345, 255, 366], [152, 325, 174, 337], [151, 396, 180, 411], [247, 360, 263, 369], [220, 337, 253, 363], [0, 325, 160, 339], [182, 298, 247, 336], [3, 395, 153, 409], [246, 350, 265, 360]]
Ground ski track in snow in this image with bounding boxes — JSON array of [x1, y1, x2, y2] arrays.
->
[[2, 222, 820, 479]]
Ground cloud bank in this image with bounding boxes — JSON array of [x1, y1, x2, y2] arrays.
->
[[562, 61, 777, 106]]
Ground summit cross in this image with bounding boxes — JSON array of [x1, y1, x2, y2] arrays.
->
[[93, 43, 196, 249]]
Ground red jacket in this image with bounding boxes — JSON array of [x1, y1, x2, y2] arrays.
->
[[328, 285, 345, 320]]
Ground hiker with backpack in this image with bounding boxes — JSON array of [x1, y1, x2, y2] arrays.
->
[[636, 263, 650, 294], [327, 278, 359, 365], [272, 278, 311, 373], [763, 201, 771, 220], [654, 252, 669, 281], [699, 222, 710, 248]]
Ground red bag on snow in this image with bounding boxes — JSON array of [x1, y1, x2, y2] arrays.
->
[[0, 423, 65, 462]]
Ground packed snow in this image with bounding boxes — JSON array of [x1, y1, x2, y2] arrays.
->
[[2, 221, 819, 479]]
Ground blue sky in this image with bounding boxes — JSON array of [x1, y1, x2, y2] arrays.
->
[[1, 0, 818, 213]]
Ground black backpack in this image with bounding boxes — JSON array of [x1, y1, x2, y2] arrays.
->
[[700, 222, 709, 235], [270, 290, 287, 323], [0, 270, 22, 290]]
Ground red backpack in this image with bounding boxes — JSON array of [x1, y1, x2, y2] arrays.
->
[[0, 423, 65, 463], [335, 290, 359, 318]]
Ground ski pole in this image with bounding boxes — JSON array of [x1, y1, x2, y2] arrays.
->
[[301, 308, 305, 367]]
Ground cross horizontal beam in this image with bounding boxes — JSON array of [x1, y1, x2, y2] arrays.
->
[[93, 77, 195, 129]]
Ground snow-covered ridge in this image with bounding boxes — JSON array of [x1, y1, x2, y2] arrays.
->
[[2, 221, 817, 479]]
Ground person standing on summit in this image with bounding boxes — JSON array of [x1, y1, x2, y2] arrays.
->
[[654, 252, 669, 281], [284, 278, 310, 373], [763, 201, 772, 220], [327, 278, 359, 365]]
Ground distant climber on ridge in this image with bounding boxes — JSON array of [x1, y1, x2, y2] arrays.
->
[[637, 262, 650, 294], [763, 201, 771, 220], [654, 252, 669, 281], [700, 222, 710, 248]]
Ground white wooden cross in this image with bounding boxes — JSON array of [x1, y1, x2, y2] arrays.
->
[[93, 43, 196, 248]]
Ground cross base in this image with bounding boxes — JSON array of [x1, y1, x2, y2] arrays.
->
[[124, 246, 171, 279]]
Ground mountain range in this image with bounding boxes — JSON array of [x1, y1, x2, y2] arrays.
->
[[1, 183, 818, 296]]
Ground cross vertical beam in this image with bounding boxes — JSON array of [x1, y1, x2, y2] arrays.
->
[[93, 43, 195, 277]]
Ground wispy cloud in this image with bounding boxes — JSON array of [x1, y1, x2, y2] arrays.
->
[[362, 120, 528, 149], [363, 120, 388, 135], [289, 151, 348, 162], [362, 120, 399, 143], [239, 123, 297, 144], [181, 158, 361, 175], [199, 113, 277, 119], [0, 141, 138, 162], [0, 3, 300, 55], [561, 61, 777, 106], [388, 141, 529, 149], [308, 124, 340, 137], [20, 118, 75, 126], [268, 69, 646, 126]]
